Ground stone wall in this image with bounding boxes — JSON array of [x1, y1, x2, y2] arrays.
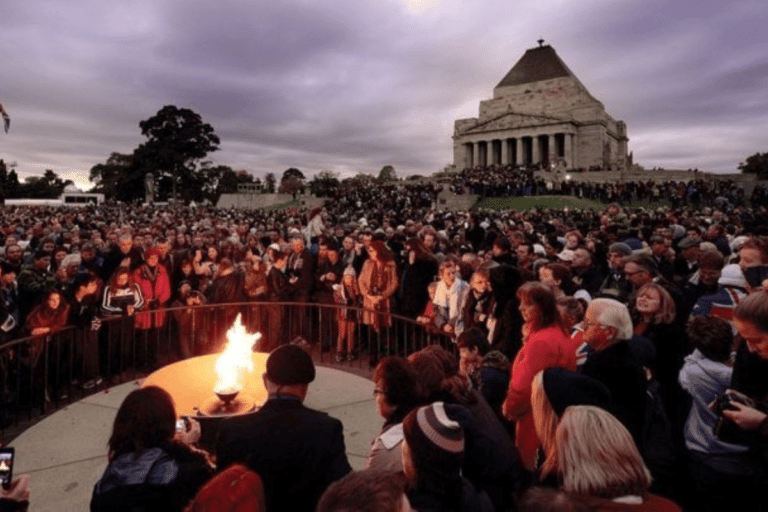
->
[[453, 44, 629, 171]]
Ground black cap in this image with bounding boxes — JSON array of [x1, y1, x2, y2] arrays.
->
[[266, 344, 315, 385], [543, 368, 612, 417]]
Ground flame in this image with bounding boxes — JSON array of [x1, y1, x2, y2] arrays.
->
[[214, 314, 261, 394]]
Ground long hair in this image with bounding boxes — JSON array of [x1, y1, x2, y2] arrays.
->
[[634, 282, 675, 325], [554, 406, 651, 499], [517, 281, 566, 334], [369, 240, 394, 263], [531, 371, 560, 477], [406, 237, 437, 264], [107, 386, 176, 462]]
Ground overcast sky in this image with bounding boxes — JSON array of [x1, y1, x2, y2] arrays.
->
[[1, 0, 767, 190]]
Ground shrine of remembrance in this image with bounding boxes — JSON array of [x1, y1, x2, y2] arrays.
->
[[453, 41, 630, 172]]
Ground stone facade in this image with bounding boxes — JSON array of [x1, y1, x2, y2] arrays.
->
[[453, 42, 629, 171]]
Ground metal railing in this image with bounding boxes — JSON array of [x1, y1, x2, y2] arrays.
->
[[0, 301, 449, 441]]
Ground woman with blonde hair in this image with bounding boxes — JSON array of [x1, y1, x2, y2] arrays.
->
[[550, 406, 681, 510], [531, 368, 611, 479]]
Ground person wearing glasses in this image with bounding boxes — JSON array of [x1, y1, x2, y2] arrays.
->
[[576, 298, 648, 448], [366, 356, 422, 473]]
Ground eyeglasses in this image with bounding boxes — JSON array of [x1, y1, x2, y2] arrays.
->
[[581, 320, 607, 330], [373, 388, 386, 397]]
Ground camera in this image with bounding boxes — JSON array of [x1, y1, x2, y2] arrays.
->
[[712, 391, 754, 442]]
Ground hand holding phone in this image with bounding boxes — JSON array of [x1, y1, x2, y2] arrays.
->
[[175, 416, 201, 445], [0, 447, 14, 490], [0, 473, 29, 503]]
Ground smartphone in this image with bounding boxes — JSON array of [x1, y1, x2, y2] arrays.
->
[[175, 416, 190, 434], [0, 447, 14, 490]]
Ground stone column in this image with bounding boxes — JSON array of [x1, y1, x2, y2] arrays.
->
[[486, 141, 493, 167], [501, 139, 509, 166], [531, 135, 540, 165], [516, 138, 523, 165], [564, 134, 573, 168], [548, 135, 557, 166], [464, 143, 473, 169], [473, 142, 480, 168]]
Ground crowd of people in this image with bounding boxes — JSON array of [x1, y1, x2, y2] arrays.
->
[[447, 163, 768, 210], [1, 175, 768, 510]]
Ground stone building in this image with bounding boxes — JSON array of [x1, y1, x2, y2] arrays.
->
[[453, 41, 630, 172]]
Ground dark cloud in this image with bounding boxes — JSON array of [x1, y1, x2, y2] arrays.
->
[[1, 0, 768, 188]]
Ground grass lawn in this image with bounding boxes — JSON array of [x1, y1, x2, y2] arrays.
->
[[473, 195, 673, 212]]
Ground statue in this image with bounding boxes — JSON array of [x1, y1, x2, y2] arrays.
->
[[144, 172, 155, 204]]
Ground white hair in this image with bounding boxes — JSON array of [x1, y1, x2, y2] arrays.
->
[[589, 298, 633, 340]]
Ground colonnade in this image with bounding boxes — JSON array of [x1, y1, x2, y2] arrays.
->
[[462, 132, 573, 169]]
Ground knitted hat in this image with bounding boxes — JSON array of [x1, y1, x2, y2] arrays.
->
[[266, 344, 315, 385], [608, 242, 632, 256], [403, 402, 464, 458], [718, 264, 747, 288], [542, 368, 612, 416]]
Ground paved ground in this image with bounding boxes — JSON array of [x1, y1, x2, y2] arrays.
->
[[9, 365, 379, 512]]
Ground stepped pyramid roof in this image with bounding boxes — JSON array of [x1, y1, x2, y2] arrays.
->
[[496, 41, 579, 88]]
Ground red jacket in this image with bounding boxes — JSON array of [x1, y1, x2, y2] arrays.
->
[[502, 325, 580, 470], [132, 264, 171, 329]]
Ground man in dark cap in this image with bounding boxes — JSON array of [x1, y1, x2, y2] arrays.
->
[[216, 344, 352, 512], [17, 250, 56, 322], [597, 242, 633, 303], [673, 235, 700, 284]]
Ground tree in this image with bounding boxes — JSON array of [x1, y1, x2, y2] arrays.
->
[[342, 173, 375, 188], [264, 173, 276, 193], [89, 152, 139, 201], [18, 169, 71, 199], [282, 168, 305, 183], [739, 152, 768, 178], [308, 170, 340, 197], [279, 176, 304, 198], [135, 105, 220, 201], [0, 160, 20, 200], [378, 165, 397, 182], [199, 164, 237, 204]]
